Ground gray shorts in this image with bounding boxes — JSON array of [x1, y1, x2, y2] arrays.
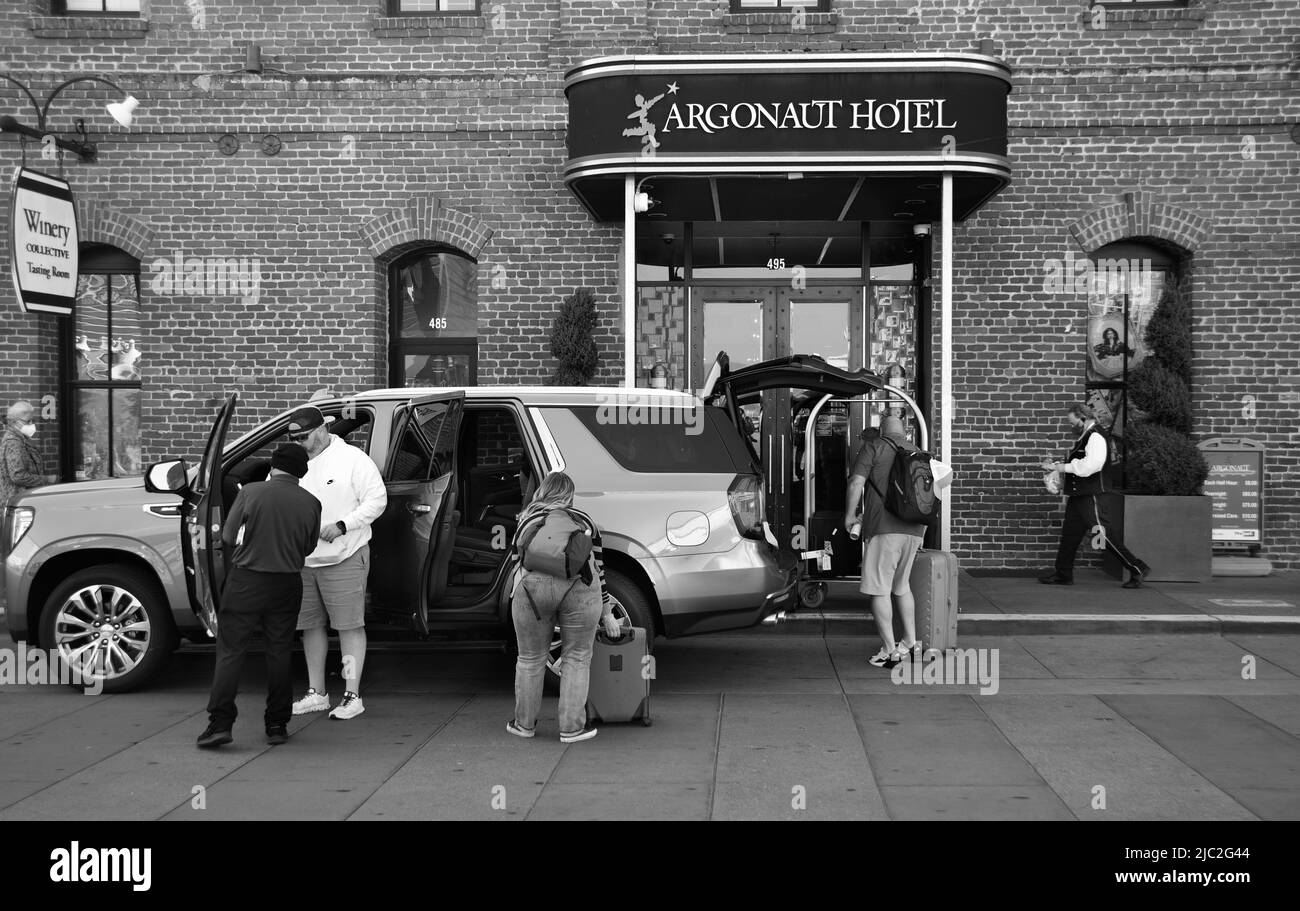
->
[[859, 533, 923, 597], [297, 545, 369, 631]]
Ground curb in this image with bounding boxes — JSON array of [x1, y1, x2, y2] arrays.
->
[[761, 611, 1300, 636]]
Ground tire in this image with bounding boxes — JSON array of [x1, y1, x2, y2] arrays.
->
[[799, 582, 827, 609], [38, 565, 177, 694], [545, 567, 655, 684]]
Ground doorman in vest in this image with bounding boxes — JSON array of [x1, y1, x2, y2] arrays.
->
[[1039, 403, 1150, 589]]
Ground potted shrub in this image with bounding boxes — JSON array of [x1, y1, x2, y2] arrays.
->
[[550, 287, 600, 385], [1104, 274, 1212, 582]]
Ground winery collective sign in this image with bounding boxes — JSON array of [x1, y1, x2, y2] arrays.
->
[[10, 167, 79, 316]]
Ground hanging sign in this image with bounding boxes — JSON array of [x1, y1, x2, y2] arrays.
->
[[10, 167, 79, 316]]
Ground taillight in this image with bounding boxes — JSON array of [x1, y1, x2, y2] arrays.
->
[[728, 474, 762, 539]]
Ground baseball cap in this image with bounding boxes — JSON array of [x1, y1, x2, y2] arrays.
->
[[286, 406, 327, 436]]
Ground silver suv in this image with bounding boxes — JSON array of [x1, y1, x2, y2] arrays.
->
[[3, 358, 881, 692]]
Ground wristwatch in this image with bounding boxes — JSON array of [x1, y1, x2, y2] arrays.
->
[[335, 520, 346, 534]]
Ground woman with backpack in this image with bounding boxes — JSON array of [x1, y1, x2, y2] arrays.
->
[[507, 471, 622, 743]]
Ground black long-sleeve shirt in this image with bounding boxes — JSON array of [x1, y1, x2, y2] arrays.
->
[[221, 475, 322, 574]]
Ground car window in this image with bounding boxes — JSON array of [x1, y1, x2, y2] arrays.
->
[[564, 405, 744, 473], [387, 418, 432, 482], [474, 409, 525, 467]]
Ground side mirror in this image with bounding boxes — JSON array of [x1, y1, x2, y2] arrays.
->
[[145, 459, 190, 494]]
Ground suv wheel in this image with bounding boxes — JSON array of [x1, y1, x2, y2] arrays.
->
[[546, 568, 654, 682], [39, 566, 177, 694]]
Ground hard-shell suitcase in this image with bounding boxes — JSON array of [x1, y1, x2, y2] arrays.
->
[[908, 548, 959, 653], [586, 626, 652, 726]]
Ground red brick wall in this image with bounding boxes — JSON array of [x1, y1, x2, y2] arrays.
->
[[0, 0, 1295, 567]]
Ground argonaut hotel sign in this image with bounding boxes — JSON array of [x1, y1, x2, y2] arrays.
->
[[563, 52, 1012, 220]]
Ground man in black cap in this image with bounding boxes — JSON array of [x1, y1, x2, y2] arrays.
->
[[198, 443, 322, 748]]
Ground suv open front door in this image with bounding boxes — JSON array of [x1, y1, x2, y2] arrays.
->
[[370, 391, 465, 636], [182, 393, 237, 638]]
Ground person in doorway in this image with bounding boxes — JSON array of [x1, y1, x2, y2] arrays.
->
[[507, 471, 621, 743], [1039, 403, 1149, 588], [198, 443, 321, 748], [0, 400, 49, 505], [845, 416, 928, 668], [288, 406, 388, 720]]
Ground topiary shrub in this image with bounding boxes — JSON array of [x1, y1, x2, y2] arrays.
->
[[1127, 362, 1192, 434], [1122, 270, 1208, 494], [550, 288, 599, 385], [1123, 422, 1209, 496], [1141, 273, 1193, 384]]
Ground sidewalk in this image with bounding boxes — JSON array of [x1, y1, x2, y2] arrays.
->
[[768, 568, 1300, 636]]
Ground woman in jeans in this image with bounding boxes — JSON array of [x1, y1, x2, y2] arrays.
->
[[507, 471, 621, 743]]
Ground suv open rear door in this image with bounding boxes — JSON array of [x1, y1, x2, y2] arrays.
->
[[184, 393, 237, 637], [370, 391, 464, 635], [707, 354, 886, 545]]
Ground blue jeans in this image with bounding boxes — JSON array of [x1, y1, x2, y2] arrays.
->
[[512, 571, 602, 735]]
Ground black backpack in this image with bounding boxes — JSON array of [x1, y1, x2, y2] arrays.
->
[[870, 437, 940, 525]]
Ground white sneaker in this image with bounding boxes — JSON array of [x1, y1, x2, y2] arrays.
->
[[329, 692, 365, 720], [897, 639, 924, 660], [292, 689, 330, 715], [868, 646, 905, 668]]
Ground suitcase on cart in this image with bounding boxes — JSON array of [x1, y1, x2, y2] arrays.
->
[[908, 548, 959, 653], [586, 626, 652, 726]]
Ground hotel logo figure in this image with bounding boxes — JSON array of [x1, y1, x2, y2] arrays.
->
[[623, 91, 666, 156]]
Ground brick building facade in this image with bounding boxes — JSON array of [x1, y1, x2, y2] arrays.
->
[[1, 0, 1296, 569]]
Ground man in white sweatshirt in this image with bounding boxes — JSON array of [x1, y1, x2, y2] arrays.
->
[[286, 406, 388, 720]]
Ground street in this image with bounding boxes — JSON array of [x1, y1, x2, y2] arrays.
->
[[2, 628, 1297, 821]]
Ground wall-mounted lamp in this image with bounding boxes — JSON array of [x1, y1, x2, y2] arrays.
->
[[0, 74, 139, 161], [913, 223, 932, 237]]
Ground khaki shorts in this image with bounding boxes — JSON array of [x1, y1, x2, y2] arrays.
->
[[297, 545, 369, 631], [859, 533, 923, 597]]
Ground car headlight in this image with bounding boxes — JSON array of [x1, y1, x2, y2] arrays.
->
[[10, 506, 34, 547]]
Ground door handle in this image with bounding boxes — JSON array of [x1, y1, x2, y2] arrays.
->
[[406, 502, 432, 514]]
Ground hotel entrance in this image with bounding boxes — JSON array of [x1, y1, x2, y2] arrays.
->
[[563, 50, 1013, 549]]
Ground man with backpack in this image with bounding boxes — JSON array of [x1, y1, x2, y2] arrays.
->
[[845, 415, 932, 668], [507, 471, 622, 743]]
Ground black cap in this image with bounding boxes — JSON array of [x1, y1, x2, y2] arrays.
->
[[286, 406, 326, 435], [271, 442, 309, 478]]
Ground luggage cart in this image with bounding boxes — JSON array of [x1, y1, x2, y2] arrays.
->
[[791, 386, 930, 609]]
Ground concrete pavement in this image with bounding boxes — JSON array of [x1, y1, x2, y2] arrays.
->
[[1, 629, 1297, 821]]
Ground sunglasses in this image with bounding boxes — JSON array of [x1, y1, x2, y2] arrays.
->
[[285, 430, 314, 442]]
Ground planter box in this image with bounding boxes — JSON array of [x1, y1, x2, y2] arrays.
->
[[1102, 494, 1213, 583]]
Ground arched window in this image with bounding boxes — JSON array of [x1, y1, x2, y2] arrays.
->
[[388, 245, 478, 387], [1085, 239, 1182, 457], [64, 243, 142, 480]]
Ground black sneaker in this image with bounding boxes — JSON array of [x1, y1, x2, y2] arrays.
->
[[1038, 572, 1073, 585], [1123, 559, 1151, 589], [265, 724, 289, 745], [560, 722, 598, 744], [197, 723, 233, 749]]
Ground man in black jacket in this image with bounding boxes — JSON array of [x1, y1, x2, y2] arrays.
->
[[1039, 404, 1149, 589], [198, 443, 322, 748]]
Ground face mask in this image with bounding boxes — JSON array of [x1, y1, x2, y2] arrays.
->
[[19, 422, 36, 438]]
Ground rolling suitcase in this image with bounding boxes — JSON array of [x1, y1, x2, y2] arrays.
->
[[586, 626, 652, 727], [908, 548, 959, 653]]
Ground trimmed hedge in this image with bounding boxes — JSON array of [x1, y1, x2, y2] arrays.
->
[[1124, 272, 1208, 495], [1124, 422, 1209, 496], [550, 288, 599, 386]]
